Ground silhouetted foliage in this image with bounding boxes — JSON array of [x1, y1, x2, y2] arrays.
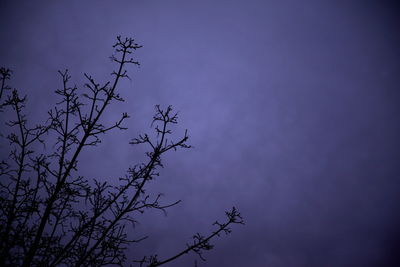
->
[[0, 36, 244, 266]]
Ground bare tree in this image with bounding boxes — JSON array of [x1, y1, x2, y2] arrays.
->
[[0, 36, 244, 267]]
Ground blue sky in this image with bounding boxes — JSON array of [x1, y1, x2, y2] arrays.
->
[[1, 1, 399, 266]]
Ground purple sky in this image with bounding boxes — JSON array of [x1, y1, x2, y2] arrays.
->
[[1, 1, 400, 266]]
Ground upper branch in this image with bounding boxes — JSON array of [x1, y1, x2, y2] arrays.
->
[[21, 36, 142, 267], [0, 67, 12, 100]]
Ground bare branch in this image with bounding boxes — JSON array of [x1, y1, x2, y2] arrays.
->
[[0, 36, 243, 267]]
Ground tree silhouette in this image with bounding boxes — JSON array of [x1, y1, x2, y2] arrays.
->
[[0, 36, 243, 267]]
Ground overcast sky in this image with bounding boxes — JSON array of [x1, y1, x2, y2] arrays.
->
[[1, 1, 400, 266]]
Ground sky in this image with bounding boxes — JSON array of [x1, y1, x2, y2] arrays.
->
[[1, 1, 400, 266]]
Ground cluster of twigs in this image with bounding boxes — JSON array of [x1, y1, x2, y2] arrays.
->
[[0, 36, 243, 267]]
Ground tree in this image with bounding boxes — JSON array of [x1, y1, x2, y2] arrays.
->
[[0, 36, 243, 267]]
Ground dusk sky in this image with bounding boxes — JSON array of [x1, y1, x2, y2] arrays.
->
[[1, 1, 400, 266]]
